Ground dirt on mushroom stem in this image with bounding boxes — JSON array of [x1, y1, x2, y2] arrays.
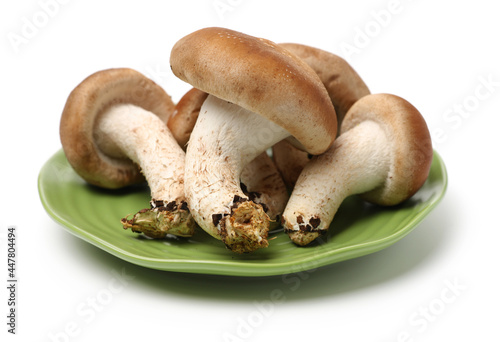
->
[[213, 195, 270, 253], [121, 199, 194, 238]]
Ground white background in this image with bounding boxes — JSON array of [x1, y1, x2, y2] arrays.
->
[[1, 0, 499, 341]]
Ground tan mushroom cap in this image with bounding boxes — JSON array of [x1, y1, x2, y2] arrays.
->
[[273, 43, 370, 188], [341, 93, 433, 206], [279, 43, 370, 128], [60, 68, 175, 189], [168, 88, 208, 149], [170, 27, 337, 155]]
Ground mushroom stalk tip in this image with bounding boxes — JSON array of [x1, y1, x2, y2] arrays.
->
[[285, 230, 322, 247], [218, 198, 270, 253], [121, 199, 195, 238]]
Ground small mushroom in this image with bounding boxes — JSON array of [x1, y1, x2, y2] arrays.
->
[[282, 93, 433, 246], [168, 88, 289, 227], [273, 43, 370, 188], [60, 68, 195, 238], [170, 27, 337, 253]]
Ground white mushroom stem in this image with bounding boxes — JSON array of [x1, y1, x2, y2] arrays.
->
[[95, 103, 194, 238], [185, 95, 290, 253], [240, 151, 289, 227], [282, 120, 390, 246]]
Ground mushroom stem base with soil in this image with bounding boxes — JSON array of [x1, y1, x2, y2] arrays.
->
[[185, 95, 290, 253], [282, 120, 390, 246], [95, 104, 194, 238]]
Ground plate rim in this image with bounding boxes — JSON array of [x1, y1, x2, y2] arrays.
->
[[38, 149, 448, 277]]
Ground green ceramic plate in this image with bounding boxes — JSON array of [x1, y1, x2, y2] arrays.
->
[[38, 149, 447, 277]]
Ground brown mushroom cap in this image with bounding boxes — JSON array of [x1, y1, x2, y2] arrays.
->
[[272, 43, 371, 188], [341, 93, 433, 205], [60, 68, 175, 189], [279, 43, 370, 128], [167, 88, 208, 149], [170, 27, 337, 155], [272, 139, 311, 189]]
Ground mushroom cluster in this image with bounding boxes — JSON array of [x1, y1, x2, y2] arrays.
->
[[59, 27, 432, 253]]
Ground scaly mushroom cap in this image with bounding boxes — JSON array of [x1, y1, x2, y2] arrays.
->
[[170, 27, 337, 155], [60, 68, 175, 189], [279, 42, 370, 128], [341, 93, 433, 205]]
